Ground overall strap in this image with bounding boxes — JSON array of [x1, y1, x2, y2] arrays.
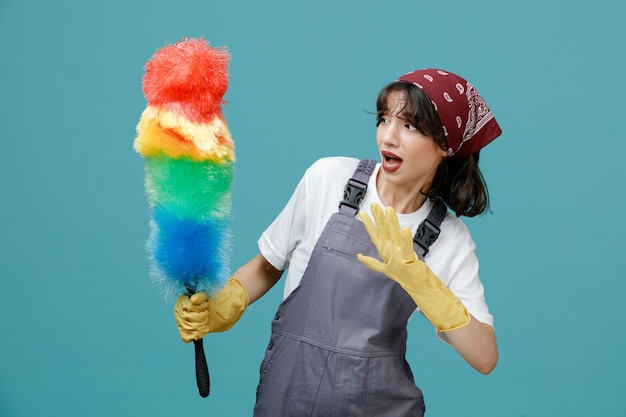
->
[[413, 198, 447, 259], [338, 158, 446, 259], [338, 159, 377, 216]]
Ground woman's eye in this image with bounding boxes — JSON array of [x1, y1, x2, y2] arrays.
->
[[405, 123, 417, 131]]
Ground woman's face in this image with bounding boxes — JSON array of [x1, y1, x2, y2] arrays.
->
[[376, 91, 448, 190]]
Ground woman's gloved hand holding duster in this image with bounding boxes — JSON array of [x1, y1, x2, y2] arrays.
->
[[357, 203, 470, 332], [174, 277, 249, 343]]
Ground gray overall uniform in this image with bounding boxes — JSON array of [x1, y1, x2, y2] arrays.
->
[[253, 160, 447, 417]]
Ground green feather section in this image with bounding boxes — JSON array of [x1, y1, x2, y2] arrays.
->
[[145, 155, 233, 222]]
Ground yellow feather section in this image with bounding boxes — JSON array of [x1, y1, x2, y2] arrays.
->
[[134, 106, 235, 162]]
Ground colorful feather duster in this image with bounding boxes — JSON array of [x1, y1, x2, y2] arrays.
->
[[134, 38, 234, 397]]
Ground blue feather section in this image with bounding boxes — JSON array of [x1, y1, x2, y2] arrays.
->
[[148, 206, 231, 299]]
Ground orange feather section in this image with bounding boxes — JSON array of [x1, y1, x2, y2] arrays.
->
[[134, 106, 235, 162], [142, 38, 230, 124]]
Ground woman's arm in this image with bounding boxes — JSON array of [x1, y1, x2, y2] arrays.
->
[[357, 204, 498, 374], [233, 253, 284, 304], [444, 315, 498, 374], [173, 253, 282, 342]]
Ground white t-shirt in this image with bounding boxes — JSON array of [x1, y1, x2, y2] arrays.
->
[[258, 157, 494, 335]]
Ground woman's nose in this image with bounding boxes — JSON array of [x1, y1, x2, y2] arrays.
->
[[381, 122, 400, 145]]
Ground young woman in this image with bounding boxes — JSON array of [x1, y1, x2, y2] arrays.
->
[[174, 68, 502, 416]]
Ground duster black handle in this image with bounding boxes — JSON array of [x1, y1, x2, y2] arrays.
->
[[185, 284, 210, 397], [194, 338, 210, 397]]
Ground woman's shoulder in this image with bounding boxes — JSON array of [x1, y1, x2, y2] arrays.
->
[[426, 208, 478, 285], [307, 156, 360, 171], [305, 156, 360, 181], [438, 210, 475, 250]]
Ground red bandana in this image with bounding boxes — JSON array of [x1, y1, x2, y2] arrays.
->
[[398, 69, 502, 158]]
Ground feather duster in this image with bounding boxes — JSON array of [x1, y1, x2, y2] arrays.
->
[[134, 37, 234, 397]]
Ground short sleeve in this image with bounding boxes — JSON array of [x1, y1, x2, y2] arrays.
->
[[258, 173, 308, 271]]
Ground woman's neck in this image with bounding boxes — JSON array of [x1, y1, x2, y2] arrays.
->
[[376, 171, 430, 214]]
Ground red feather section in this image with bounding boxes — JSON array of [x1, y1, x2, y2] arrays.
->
[[142, 38, 230, 123]]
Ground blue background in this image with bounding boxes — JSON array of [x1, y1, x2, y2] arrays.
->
[[1, 0, 624, 416]]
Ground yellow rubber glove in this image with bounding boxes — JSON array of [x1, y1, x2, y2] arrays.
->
[[357, 203, 470, 332], [174, 277, 249, 343]]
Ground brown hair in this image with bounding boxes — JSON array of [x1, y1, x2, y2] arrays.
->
[[375, 81, 490, 217]]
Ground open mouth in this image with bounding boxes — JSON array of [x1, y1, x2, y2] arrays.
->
[[382, 151, 402, 164], [381, 151, 403, 172]]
